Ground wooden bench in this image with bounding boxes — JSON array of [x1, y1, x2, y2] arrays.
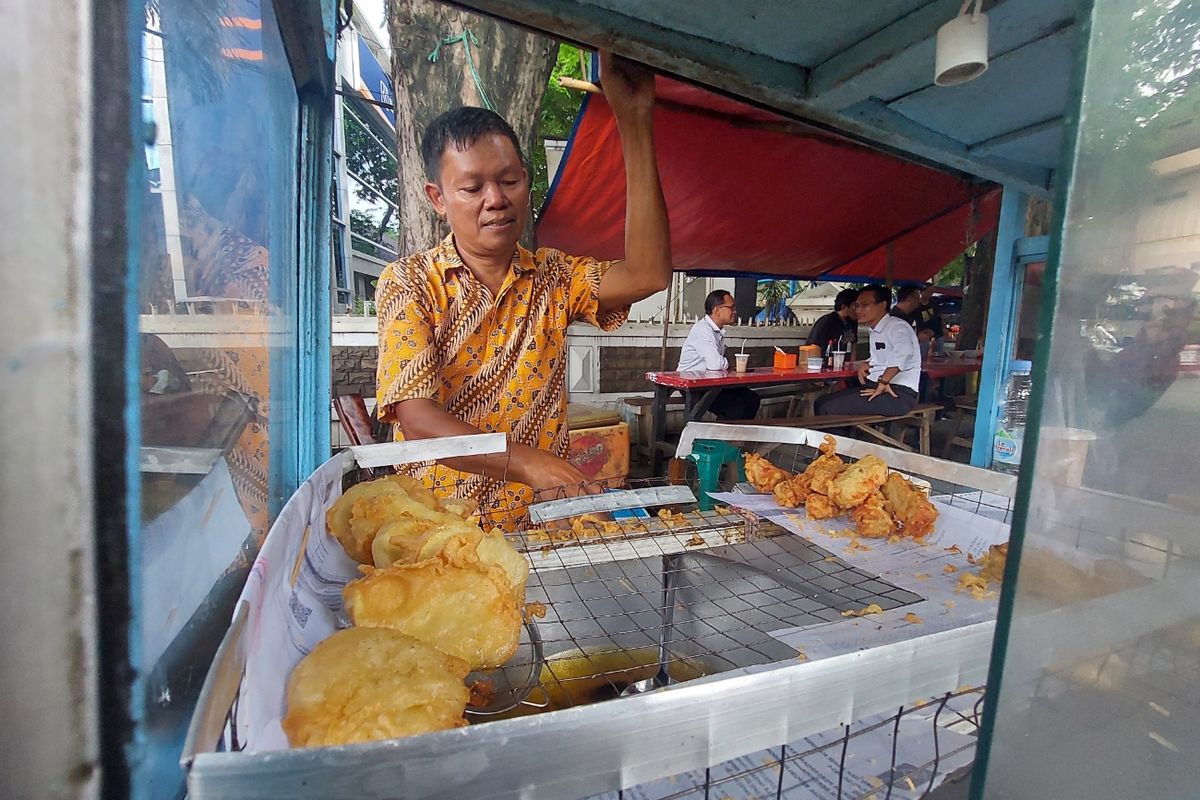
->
[[742, 403, 942, 455], [941, 395, 978, 458], [622, 396, 686, 461]]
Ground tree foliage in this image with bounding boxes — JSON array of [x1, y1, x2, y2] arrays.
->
[[349, 209, 392, 258], [932, 243, 975, 288], [757, 279, 798, 324], [343, 111, 399, 245], [531, 45, 588, 213]]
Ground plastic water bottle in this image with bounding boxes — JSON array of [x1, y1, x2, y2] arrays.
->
[[992, 360, 1033, 473]]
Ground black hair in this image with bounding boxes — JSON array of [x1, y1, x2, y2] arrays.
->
[[859, 284, 891, 309], [834, 287, 860, 311], [704, 290, 733, 315], [421, 107, 525, 183], [896, 285, 922, 303]]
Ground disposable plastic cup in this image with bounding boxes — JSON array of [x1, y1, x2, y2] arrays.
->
[[831, 352, 846, 370], [734, 353, 749, 373], [1040, 427, 1096, 487], [806, 356, 824, 372]]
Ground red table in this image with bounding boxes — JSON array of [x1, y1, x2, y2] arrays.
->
[[921, 358, 984, 380], [643, 359, 982, 471], [643, 365, 856, 472]]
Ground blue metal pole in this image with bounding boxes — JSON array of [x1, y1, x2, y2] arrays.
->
[[298, 97, 334, 479], [970, 187, 1027, 467]]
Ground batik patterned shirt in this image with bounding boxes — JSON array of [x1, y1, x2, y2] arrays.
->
[[376, 234, 629, 530]]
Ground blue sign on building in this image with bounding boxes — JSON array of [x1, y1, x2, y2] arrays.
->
[[357, 36, 395, 127]]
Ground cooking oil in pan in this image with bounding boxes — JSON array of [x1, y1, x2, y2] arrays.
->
[[484, 647, 710, 721]]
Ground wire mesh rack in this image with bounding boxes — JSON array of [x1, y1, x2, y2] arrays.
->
[[497, 492, 926, 714]]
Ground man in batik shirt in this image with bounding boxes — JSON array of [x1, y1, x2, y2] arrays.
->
[[376, 52, 673, 529]]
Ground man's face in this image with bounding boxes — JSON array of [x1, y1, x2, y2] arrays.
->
[[896, 295, 920, 314], [711, 295, 737, 328], [842, 301, 859, 321], [854, 292, 888, 325], [424, 133, 529, 259]]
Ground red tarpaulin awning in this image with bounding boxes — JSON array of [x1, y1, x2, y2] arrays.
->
[[536, 77, 1000, 282]]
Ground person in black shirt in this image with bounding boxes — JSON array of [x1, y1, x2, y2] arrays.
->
[[805, 287, 860, 351], [892, 284, 945, 347], [892, 284, 947, 402]]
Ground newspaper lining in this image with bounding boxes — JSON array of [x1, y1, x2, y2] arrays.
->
[[708, 490, 1009, 661]]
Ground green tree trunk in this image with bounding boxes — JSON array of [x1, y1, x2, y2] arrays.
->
[[958, 230, 997, 351]]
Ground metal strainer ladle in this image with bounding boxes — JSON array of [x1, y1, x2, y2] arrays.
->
[[464, 620, 545, 716]]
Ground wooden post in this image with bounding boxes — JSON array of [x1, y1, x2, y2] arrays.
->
[[659, 273, 675, 371], [885, 243, 895, 292]]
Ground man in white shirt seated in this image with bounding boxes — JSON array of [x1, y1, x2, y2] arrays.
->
[[814, 284, 920, 416], [677, 290, 761, 420]]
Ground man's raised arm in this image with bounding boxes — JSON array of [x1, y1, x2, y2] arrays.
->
[[596, 51, 673, 314]]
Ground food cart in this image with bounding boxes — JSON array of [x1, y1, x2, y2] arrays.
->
[[6, 1, 1198, 798], [183, 425, 1015, 798]]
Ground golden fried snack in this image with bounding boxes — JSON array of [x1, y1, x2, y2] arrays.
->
[[802, 436, 847, 495], [849, 490, 896, 538], [381, 473, 441, 509], [811, 434, 840, 465], [439, 496, 480, 520], [805, 492, 840, 520], [882, 472, 938, 538], [328, 475, 483, 564], [349, 489, 455, 561], [744, 452, 790, 492], [656, 508, 690, 528], [977, 543, 1008, 584], [827, 455, 889, 509], [773, 473, 813, 508], [344, 551, 522, 669], [413, 527, 530, 602], [807, 461, 846, 496], [572, 513, 623, 536], [282, 627, 469, 748], [370, 517, 459, 568], [326, 479, 409, 563]]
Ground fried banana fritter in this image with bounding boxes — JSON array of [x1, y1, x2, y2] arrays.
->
[[805, 492, 840, 520], [827, 455, 889, 509], [849, 490, 896, 538], [773, 473, 813, 508], [881, 472, 939, 539], [326, 479, 409, 563], [370, 517, 456, 568], [282, 627, 469, 748], [744, 452, 791, 492], [803, 436, 846, 495]]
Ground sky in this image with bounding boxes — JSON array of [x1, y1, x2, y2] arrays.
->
[[354, 0, 391, 47]]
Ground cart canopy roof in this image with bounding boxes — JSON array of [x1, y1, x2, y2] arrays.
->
[[537, 76, 999, 282]]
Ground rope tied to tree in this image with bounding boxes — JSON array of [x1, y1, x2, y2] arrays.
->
[[428, 27, 496, 111]]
